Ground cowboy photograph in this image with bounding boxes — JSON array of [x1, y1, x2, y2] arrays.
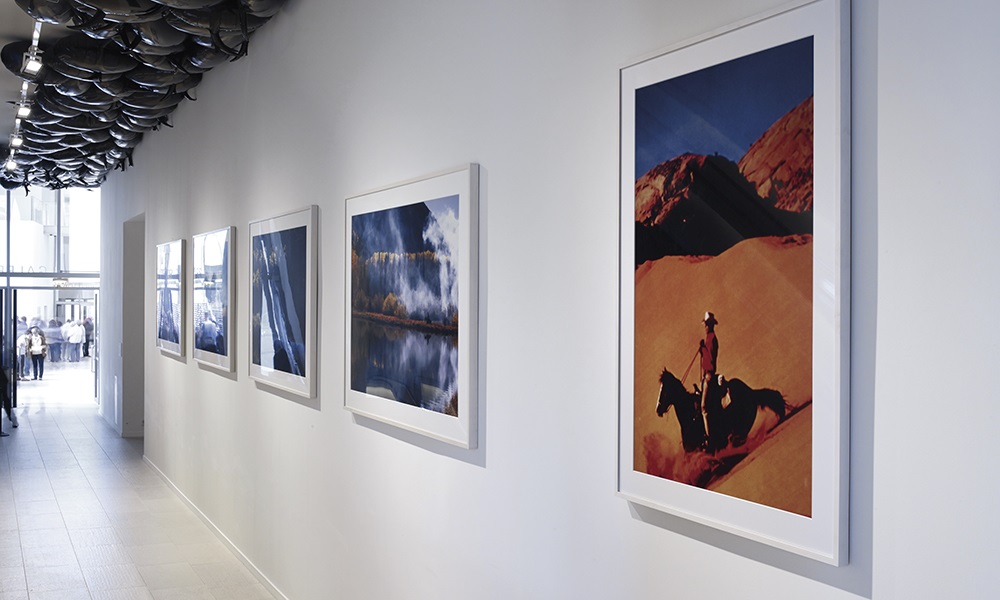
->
[[632, 37, 815, 517]]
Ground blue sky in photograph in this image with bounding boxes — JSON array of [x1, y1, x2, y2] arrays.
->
[[634, 36, 813, 180], [424, 194, 459, 223]]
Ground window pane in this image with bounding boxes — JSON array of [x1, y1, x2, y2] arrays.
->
[[9, 187, 58, 273], [61, 188, 101, 273], [10, 285, 97, 343]]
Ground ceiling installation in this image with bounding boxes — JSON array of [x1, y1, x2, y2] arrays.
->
[[1, 0, 283, 191]]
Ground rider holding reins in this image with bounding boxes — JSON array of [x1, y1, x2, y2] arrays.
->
[[699, 311, 719, 444]]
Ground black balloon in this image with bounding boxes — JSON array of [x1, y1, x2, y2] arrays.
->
[[15, 0, 76, 25], [8, 0, 286, 188]]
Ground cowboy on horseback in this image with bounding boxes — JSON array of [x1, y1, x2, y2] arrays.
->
[[698, 311, 719, 446]]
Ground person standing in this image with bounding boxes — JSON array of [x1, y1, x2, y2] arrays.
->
[[66, 320, 84, 362], [15, 331, 27, 380], [1, 366, 15, 428], [28, 327, 47, 380], [45, 319, 62, 363], [698, 311, 720, 447], [83, 317, 94, 357]]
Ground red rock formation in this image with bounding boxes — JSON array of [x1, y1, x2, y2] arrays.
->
[[635, 153, 707, 227], [632, 152, 811, 262], [738, 95, 813, 213]]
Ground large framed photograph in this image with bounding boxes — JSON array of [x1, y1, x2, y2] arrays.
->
[[192, 226, 235, 371], [249, 206, 318, 397], [618, 0, 850, 565], [155, 238, 184, 357], [345, 164, 480, 448]]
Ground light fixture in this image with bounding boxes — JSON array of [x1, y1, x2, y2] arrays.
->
[[22, 49, 42, 75], [10, 134, 23, 148], [5, 157, 16, 171], [15, 102, 31, 118]]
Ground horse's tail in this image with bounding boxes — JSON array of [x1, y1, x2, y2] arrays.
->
[[756, 388, 788, 420]]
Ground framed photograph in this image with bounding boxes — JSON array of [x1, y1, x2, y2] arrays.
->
[[192, 226, 235, 371], [155, 238, 185, 357], [618, 0, 850, 565], [249, 206, 318, 397], [345, 164, 480, 448]]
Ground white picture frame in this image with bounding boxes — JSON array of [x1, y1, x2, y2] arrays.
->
[[249, 206, 318, 397], [345, 164, 480, 449], [155, 238, 185, 357], [618, 0, 850, 565], [192, 226, 235, 372]]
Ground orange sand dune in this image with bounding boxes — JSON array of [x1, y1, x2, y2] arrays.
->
[[633, 235, 812, 515], [710, 404, 812, 516]]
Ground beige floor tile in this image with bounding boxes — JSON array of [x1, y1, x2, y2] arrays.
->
[[150, 587, 216, 599], [1, 363, 276, 599], [137, 563, 203, 590], [92, 588, 156, 600], [76, 544, 134, 568], [83, 563, 146, 591], [208, 583, 275, 600], [0, 566, 26, 593], [14, 511, 64, 532], [24, 564, 86, 593], [29, 590, 92, 600], [70, 526, 123, 548], [127, 543, 187, 567], [12, 499, 59, 517], [21, 543, 77, 568]]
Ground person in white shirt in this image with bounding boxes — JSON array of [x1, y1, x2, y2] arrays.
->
[[15, 332, 27, 380], [66, 320, 86, 362]]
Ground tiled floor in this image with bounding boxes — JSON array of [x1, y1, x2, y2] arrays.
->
[[0, 359, 277, 599]]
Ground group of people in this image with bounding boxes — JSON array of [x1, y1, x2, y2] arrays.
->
[[15, 316, 94, 381]]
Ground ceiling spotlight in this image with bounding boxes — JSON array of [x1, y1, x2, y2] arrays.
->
[[15, 102, 31, 118], [22, 49, 42, 75], [10, 134, 23, 148]]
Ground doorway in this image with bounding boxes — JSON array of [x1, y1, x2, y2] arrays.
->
[[8, 286, 99, 410]]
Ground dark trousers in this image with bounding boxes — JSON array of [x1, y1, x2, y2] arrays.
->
[[31, 354, 44, 379], [1, 369, 12, 424]]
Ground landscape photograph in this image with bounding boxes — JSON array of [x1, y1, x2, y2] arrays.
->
[[632, 36, 815, 516], [350, 194, 461, 417]]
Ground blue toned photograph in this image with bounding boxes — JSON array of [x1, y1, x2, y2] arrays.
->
[[193, 228, 231, 359], [251, 225, 308, 376], [350, 195, 460, 416], [156, 240, 183, 349]]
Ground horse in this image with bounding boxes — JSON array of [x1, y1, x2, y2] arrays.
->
[[654, 368, 787, 453]]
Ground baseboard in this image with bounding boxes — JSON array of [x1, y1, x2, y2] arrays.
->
[[143, 455, 289, 600]]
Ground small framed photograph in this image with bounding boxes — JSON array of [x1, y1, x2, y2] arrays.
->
[[618, 0, 850, 564], [345, 164, 480, 448], [155, 239, 185, 357], [249, 206, 318, 397], [192, 226, 235, 371]]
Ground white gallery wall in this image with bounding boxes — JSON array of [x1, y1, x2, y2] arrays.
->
[[95, 0, 1000, 598]]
